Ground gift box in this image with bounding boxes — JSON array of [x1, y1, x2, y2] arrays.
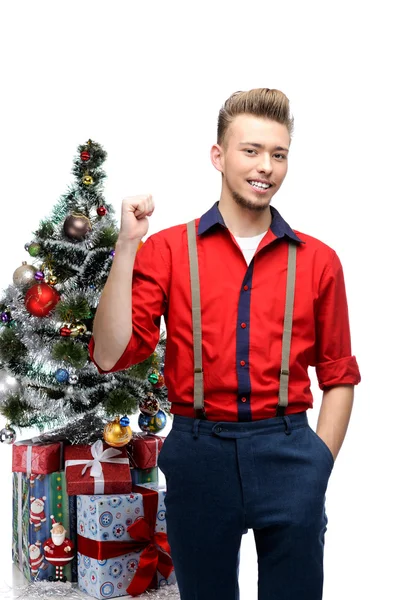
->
[[12, 442, 62, 475], [77, 484, 176, 598], [127, 434, 165, 470], [64, 439, 131, 496], [130, 466, 159, 485], [12, 470, 77, 582]]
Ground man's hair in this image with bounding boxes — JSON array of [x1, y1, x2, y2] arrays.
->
[[217, 88, 294, 150]]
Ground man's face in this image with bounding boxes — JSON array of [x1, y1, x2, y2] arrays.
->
[[211, 114, 290, 212]]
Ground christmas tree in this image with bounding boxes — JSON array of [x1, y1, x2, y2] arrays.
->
[[0, 140, 169, 445]]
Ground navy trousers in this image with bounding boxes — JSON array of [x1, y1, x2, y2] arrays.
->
[[158, 410, 335, 600]]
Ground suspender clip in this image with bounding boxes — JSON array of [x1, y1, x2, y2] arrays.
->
[[280, 368, 289, 376]]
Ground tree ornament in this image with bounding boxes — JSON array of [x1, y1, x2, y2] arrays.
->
[[120, 415, 130, 427], [13, 262, 37, 289], [69, 374, 78, 384], [24, 242, 31, 251], [47, 275, 58, 286], [148, 371, 160, 385], [24, 283, 60, 317], [82, 173, 93, 186], [55, 368, 69, 383], [103, 416, 132, 447], [138, 409, 167, 433], [80, 150, 90, 162], [0, 368, 21, 394], [69, 322, 87, 337], [153, 374, 165, 389], [60, 326, 71, 337], [139, 394, 160, 416], [0, 311, 11, 323], [0, 425, 17, 444], [109, 250, 115, 258], [63, 213, 92, 241], [96, 206, 107, 217], [28, 243, 41, 257], [34, 271, 45, 281]]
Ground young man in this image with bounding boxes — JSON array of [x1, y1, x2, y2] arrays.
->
[[89, 88, 361, 600]]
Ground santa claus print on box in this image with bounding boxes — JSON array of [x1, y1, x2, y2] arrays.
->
[[43, 515, 75, 581], [12, 470, 77, 582]]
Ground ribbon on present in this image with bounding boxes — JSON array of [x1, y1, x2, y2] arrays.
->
[[65, 440, 129, 494], [77, 485, 173, 597]]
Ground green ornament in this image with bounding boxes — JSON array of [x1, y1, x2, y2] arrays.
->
[[148, 372, 159, 385], [28, 243, 41, 257]]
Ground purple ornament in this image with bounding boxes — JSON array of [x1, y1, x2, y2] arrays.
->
[[109, 250, 115, 258], [0, 312, 10, 323], [34, 271, 45, 281]]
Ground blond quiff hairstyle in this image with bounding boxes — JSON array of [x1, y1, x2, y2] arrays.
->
[[217, 88, 294, 150]]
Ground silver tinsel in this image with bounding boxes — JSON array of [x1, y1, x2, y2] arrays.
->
[[0, 580, 181, 599]]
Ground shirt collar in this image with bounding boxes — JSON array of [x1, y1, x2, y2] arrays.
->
[[198, 201, 304, 243]]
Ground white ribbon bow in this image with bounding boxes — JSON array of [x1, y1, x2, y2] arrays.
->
[[65, 439, 129, 494]]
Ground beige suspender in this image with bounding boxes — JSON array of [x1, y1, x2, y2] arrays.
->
[[276, 242, 297, 416], [187, 220, 205, 414], [186, 219, 297, 418]]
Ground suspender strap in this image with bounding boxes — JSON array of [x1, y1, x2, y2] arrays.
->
[[276, 242, 297, 417], [187, 220, 206, 418]]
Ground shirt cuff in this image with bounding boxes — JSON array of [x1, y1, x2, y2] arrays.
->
[[316, 355, 361, 390]]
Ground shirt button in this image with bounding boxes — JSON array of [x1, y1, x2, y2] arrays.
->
[[240, 360, 246, 366], [243, 285, 249, 291], [241, 323, 247, 329], [241, 397, 247, 403]]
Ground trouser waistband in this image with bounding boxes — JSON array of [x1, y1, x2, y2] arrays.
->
[[171, 411, 309, 439]]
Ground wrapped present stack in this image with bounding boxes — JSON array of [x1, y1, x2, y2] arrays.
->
[[11, 427, 178, 599]]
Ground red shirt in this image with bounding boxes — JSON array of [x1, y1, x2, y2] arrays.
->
[[88, 202, 361, 421]]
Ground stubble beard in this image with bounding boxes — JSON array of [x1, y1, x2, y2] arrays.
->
[[231, 188, 270, 213]]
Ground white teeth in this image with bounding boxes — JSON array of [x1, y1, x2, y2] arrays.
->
[[249, 181, 271, 189]]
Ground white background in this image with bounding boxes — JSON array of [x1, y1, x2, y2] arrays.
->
[[0, 1, 398, 598]]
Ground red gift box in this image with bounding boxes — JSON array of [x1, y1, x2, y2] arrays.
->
[[64, 439, 131, 496], [12, 442, 62, 475], [128, 434, 165, 470]]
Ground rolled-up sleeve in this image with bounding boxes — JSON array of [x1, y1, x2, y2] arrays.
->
[[315, 251, 361, 389], [88, 234, 169, 374]]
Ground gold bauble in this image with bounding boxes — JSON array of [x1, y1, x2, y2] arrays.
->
[[103, 417, 132, 447], [47, 275, 58, 286], [82, 174, 94, 185], [13, 262, 37, 289], [69, 322, 87, 336]]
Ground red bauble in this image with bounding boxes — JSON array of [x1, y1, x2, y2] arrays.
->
[[60, 326, 71, 337], [96, 206, 107, 217], [81, 151, 90, 161], [24, 283, 60, 317]]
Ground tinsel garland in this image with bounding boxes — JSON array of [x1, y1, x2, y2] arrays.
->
[[0, 579, 181, 600]]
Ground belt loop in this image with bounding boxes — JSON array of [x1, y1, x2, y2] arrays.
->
[[192, 418, 201, 440], [283, 415, 292, 435]]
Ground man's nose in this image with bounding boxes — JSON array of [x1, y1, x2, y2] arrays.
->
[[258, 154, 272, 172]]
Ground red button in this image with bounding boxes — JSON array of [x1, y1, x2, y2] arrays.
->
[[241, 323, 246, 329], [240, 360, 246, 366], [241, 397, 247, 402], [243, 285, 249, 291]]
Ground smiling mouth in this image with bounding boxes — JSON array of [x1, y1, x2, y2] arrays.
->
[[247, 181, 272, 193]]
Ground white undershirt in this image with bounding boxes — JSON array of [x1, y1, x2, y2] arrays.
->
[[233, 230, 268, 265]]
